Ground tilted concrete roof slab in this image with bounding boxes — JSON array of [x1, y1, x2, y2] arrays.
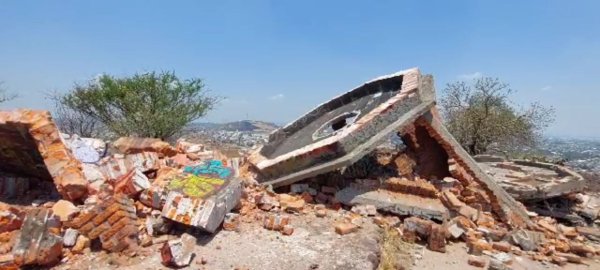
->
[[249, 68, 436, 187]]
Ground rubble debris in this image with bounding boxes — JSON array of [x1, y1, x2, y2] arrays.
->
[[223, 213, 240, 231], [160, 233, 195, 267], [427, 223, 446, 253], [66, 194, 138, 252], [0, 110, 88, 201], [161, 160, 242, 233], [112, 168, 151, 196], [249, 69, 531, 227], [263, 214, 290, 231], [336, 185, 449, 221], [468, 255, 487, 268], [282, 224, 294, 235], [0, 207, 22, 233], [508, 229, 544, 251], [99, 151, 160, 180], [113, 137, 177, 156], [488, 258, 511, 270], [477, 157, 586, 201], [279, 194, 306, 212], [139, 186, 168, 210], [12, 208, 62, 266], [62, 134, 106, 163], [51, 199, 80, 222], [145, 210, 172, 236], [334, 222, 358, 235], [350, 204, 377, 216], [63, 228, 79, 247]]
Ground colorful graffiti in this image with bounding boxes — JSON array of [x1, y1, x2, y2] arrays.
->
[[183, 159, 233, 180], [167, 175, 225, 198]]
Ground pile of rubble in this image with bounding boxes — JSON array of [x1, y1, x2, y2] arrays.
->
[[0, 109, 245, 268], [477, 155, 600, 228], [246, 68, 600, 268], [0, 68, 597, 269]]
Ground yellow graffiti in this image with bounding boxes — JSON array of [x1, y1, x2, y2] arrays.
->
[[168, 175, 225, 198]]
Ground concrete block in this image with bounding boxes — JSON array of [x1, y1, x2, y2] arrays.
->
[[12, 209, 62, 266], [336, 186, 449, 221]]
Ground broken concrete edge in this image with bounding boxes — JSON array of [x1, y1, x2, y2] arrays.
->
[[336, 186, 449, 222], [0, 109, 88, 201], [259, 101, 435, 188], [249, 68, 426, 173], [417, 110, 533, 228], [264, 67, 420, 147], [511, 159, 585, 182]]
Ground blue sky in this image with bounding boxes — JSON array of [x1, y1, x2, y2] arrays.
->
[[1, 1, 599, 138]]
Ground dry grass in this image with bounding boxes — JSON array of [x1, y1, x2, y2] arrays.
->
[[378, 226, 414, 270]]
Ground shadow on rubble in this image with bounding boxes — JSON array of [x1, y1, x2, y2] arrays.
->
[[0, 174, 61, 206], [169, 222, 220, 246], [0, 122, 62, 206]]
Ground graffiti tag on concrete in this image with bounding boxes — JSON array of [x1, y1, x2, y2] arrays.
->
[[183, 159, 233, 180], [167, 175, 225, 198]]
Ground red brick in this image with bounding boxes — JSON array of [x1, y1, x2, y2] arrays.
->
[[468, 256, 486, 268], [334, 222, 358, 235]]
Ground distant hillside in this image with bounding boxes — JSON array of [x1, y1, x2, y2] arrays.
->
[[189, 120, 279, 132]]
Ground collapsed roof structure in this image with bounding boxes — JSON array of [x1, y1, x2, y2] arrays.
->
[[249, 68, 531, 228]]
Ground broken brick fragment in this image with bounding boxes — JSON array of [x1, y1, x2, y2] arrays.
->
[[492, 241, 512, 253], [467, 256, 486, 268], [139, 186, 167, 210], [0, 211, 22, 233], [51, 200, 80, 222], [403, 217, 433, 236], [263, 214, 290, 231], [281, 225, 294, 236], [11, 208, 62, 266], [160, 233, 195, 267], [223, 213, 240, 231], [394, 153, 416, 177], [113, 137, 177, 157], [112, 168, 151, 196], [427, 224, 446, 253], [334, 222, 358, 235], [385, 177, 438, 198]]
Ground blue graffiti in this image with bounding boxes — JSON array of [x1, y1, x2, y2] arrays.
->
[[184, 159, 233, 180]]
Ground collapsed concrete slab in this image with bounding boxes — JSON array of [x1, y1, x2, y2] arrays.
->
[[336, 184, 449, 221], [477, 157, 586, 201], [0, 110, 88, 201], [249, 68, 436, 187], [249, 69, 532, 227], [161, 160, 242, 233]]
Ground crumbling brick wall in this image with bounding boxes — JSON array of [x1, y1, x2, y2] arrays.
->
[[0, 110, 88, 201]]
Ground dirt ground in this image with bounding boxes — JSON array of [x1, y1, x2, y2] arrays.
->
[[54, 210, 600, 270], [56, 210, 382, 270]]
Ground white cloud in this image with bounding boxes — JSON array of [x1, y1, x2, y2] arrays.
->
[[541, 85, 552, 91], [458, 72, 483, 81], [268, 93, 284, 101]]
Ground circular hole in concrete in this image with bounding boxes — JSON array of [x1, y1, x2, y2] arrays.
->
[[312, 111, 361, 141]]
